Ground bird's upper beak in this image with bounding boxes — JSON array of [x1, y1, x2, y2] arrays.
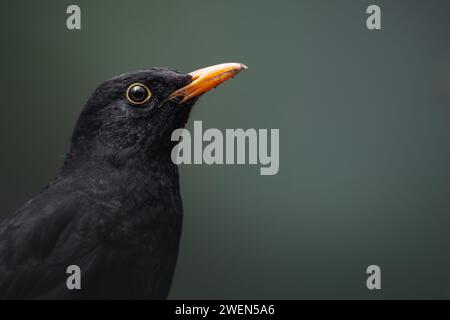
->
[[169, 62, 247, 104]]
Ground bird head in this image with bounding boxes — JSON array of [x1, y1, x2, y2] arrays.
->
[[63, 63, 246, 172]]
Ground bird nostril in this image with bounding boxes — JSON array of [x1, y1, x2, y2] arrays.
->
[[170, 94, 186, 104]]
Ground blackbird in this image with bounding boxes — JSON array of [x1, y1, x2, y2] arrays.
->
[[0, 63, 246, 299]]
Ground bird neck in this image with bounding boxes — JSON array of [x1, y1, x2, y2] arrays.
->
[[59, 144, 179, 182]]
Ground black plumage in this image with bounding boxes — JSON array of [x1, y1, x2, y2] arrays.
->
[[0, 69, 196, 299], [0, 62, 246, 299]]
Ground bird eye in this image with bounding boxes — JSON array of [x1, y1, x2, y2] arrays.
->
[[126, 83, 151, 105]]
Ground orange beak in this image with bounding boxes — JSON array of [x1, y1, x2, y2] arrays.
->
[[169, 62, 247, 104]]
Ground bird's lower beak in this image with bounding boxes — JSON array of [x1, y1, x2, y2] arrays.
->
[[169, 62, 247, 104]]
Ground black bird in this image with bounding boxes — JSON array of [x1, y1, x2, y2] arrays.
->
[[0, 63, 246, 299]]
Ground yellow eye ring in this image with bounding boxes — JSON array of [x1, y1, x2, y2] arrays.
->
[[126, 83, 152, 105]]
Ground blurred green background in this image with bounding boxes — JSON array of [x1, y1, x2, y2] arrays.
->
[[1, 0, 450, 299]]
